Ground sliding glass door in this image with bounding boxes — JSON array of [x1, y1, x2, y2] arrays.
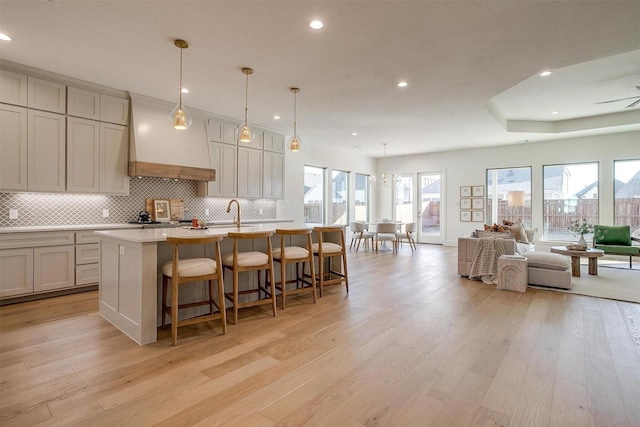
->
[[418, 172, 443, 244]]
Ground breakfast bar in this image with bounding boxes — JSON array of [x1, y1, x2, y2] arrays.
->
[[95, 223, 315, 344]]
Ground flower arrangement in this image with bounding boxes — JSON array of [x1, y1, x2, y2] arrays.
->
[[568, 218, 594, 235]]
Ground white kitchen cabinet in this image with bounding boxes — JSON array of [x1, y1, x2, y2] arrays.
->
[[100, 94, 129, 125], [208, 118, 239, 145], [0, 70, 28, 106], [67, 117, 100, 193], [28, 109, 66, 192], [264, 131, 285, 153], [27, 76, 66, 114], [34, 245, 75, 292], [0, 104, 28, 191], [237, 146, 263, 198], [100, 122, 129, 195], [75, 230, 100, 286], [0, 248, 34, 298], [247, 129, 263, 150], [263, 151, 284, 199], [67, 87, 100, 120], [198, 141, 237, 198]]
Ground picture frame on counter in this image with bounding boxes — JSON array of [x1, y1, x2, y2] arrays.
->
[[460, 211, 471, 222], [460, 186, 471, 197], [460, 198, 472, 210], [153, 199, 171, 222]]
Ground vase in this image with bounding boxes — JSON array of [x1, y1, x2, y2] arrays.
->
[[578, 233, 587, 248]]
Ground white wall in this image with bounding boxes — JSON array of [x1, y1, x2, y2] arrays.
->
[[375, 130, 639, 246]]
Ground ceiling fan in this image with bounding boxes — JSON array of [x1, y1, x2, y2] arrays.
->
[[594, 86, 640, 108]]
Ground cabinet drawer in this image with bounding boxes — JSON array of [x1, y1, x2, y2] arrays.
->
[[76, 263, 99, 286], [75, 230, 100, 245], [76, 243, 99, 265], [0, 231, 75, 250]]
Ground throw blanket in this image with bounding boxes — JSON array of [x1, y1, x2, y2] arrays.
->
[[469, 238, 509, 284]]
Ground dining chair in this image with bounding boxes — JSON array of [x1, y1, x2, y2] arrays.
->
[[375, 222, 399, 253], [161, 235, 226, 345], [399, 222, 417, 251], [349, 221, 374, 252]]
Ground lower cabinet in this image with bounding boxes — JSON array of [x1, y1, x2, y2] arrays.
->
[[33, 245, 75, 292], [0, 248, 33, 297]]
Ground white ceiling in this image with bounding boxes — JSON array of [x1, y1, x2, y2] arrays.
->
[[1, 0, 639, 158]]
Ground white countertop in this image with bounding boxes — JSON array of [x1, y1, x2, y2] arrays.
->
[[95, 222, 316, 243]]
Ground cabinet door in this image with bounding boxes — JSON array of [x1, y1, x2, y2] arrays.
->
[[0, 248, 34, 298], [67, 117, 100, 193], [199, 142, 237, 197], [67, 87, 100, 120], [0, 70, 28, 106], [34, 245, 75, 292], [28, 109, 66, 192], [264, 131, 285, 153], [100, 95, 129, 125], [222, 123, 237, 145], [248, 130, 263, 150], [0, 104, 28, 191], [207, 119, 224, 143], [27, 77, 66, 114], [237, 147, 262, 198], [100, 122, 129, 195], [263, 151, 284, 199]]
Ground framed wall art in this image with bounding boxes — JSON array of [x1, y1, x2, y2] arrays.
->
[[472, 185, 484, 197], [472, 198, 484, 210], [472, 210, 484, 222], [460, 198, 472, 210], [460, 211, 471, 222], [460, 186, 471, 197]]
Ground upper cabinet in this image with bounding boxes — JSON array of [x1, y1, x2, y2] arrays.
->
[[0, 70, 28, 106], [264, 131, 285, 153], [27, 109, 66, 192], [0, 104, 28, 191], [68, 87, 129, 125], [27, 77, 66, 114]]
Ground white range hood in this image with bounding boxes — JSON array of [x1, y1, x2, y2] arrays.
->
[[128, 93, 215, 181]]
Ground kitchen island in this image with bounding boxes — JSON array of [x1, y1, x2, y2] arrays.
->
[[95, 222, 314, 344]]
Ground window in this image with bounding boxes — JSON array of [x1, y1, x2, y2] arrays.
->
[[614, 159, 640, 229], [332, 170, 349, 225], [304, 165, 325, 224], [354, 173, 370, 222], [486, 167, 532, 227], [543, 162, 598, 240], [394, 175, 413, 224]]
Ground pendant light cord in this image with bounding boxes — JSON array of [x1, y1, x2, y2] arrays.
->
[[293, 90, 297, 137], [244, 72, 249, 125], [178, 47, 183, 109]]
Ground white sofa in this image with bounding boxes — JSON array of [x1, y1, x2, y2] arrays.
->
[[458, 237, 572, 290]]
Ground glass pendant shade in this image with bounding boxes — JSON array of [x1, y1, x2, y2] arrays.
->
[[169, 39, 191, 130], [238, 67, 254, 144], [289, 87, 302, 152], [170, 105, 192, 130]]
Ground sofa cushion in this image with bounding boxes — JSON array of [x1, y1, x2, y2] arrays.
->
[[476, 230, 515, 239], [594, 225, 631, 246], [594, 244, 640, 255], [526, 252, 570, 271], [502, 222, 529, 243]]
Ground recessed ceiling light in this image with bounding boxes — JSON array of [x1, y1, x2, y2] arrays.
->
[[397, 81, 408, 87], [273, 115, 280, 120], [0, 33, 12, 41], [551, 111, 559, 115], [352, 132, 358, 136], [540, 71, 552, 77], [181, 88, 189, 94], [309, 20, 323, 30]]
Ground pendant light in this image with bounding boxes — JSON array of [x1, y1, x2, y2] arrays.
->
[[238, 67, 254, 144], [170, 39, 192, 130], [370, 143, 398, 187], [289, 87, 303, 151]]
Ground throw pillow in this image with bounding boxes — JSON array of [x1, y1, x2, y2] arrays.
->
[[524, 227, 538, 243], [526, 252, 570, 271], [476, 230, 515, 239], [502, 222, 529, 243], [502, 219, 515, 226]]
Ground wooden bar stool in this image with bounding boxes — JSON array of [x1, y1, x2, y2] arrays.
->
[[272, 228, 316, 309], [161, 235, 226, 346], [222, 231, 277, 325], [312, 225, 349, 297]]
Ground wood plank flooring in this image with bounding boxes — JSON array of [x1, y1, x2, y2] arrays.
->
[[1, 244, 639, 426]]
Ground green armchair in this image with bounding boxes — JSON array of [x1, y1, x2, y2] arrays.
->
[[593, 225, 640, 268]]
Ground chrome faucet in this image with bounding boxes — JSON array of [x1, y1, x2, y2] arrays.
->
[[226, 199, 241, 228]]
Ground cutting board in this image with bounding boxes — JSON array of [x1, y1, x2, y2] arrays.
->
[[145, 198, 185, 221]]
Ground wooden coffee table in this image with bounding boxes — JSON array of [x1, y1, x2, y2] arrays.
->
[[550, 246, 605, 277]]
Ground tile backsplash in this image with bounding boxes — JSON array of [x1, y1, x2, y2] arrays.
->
[[0, 177, 277, 228]]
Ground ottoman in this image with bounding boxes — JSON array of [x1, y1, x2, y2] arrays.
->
[[526, 252, 572, 290]]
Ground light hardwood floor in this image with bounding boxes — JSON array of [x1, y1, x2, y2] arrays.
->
[[1, 244, 639, 426]]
